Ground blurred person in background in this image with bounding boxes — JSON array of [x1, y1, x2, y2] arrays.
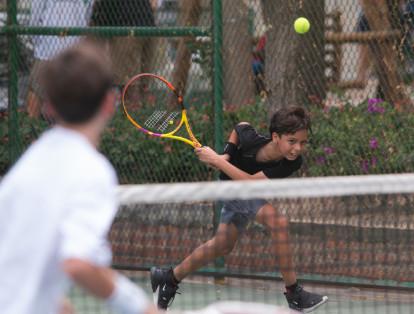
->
[[27, 0, 94, 120], [0, 41, 157, 314], [90, 0, 156, 91]]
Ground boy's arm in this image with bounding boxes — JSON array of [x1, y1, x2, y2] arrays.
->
[[221, 128, 238, 162], [63, 259, 157, 314], [199, 122, 267, 180], [195, 146, 267, 180], [63, 259, 114, 299], [214, 155, 302, 181], [61, 174, 157, 314], [221, 122, 249, 161], [216, 154, 267, 180]]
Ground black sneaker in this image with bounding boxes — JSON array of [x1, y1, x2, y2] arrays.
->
[[150, 267, 180, 310], [284, 285, 328, 313]]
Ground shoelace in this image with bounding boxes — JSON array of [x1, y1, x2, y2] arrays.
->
[[167, 288, 181, 307]]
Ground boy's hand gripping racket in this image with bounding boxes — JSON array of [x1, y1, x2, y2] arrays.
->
[[121, 73, 202, 148]]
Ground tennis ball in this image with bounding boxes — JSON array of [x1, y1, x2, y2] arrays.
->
[[169, 120, 174, 125], [294, 17, 310, 34]]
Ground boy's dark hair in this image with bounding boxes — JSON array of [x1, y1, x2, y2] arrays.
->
[[269, 106, 311, 136], [41, 41, 113, 124]]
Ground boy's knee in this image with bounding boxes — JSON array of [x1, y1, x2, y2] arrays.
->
[[218, 242, 235, 255], [267, 213, 289, 231], [213, 238, 235, 256], [276, 215, 289, 229]]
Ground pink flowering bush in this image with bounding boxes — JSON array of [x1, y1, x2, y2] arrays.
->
[[2, 97, 414, 181], [306, 98, 414, 176]]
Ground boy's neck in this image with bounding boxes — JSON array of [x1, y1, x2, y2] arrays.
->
[[256, 141, 283, 163], [59, 122, 101, 148]]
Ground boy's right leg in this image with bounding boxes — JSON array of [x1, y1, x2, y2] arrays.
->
[[151, 223, 238, 309], [256, 204, 328, 312]]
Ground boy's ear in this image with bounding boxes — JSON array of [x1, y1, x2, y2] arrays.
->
[[43, 101, 57, 121], [101, 90, 116, 117], [271, 132, 280, 142]]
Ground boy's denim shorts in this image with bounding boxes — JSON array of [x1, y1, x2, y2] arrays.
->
[[220, 199, 268, 233]]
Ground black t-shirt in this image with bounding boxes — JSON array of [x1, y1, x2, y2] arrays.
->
[[219, 124, 303, 180]]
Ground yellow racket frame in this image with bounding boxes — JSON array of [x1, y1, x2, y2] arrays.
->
[[122, 73, 202, 148]]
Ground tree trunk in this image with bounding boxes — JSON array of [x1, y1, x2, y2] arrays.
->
[[170, 0, 202, 93], [360, 0, 410, 110], [222, 0, 255, 108], [261, 0, 325, 115]]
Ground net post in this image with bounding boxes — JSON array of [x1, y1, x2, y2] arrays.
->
[[212, 0, 224, 152], [212, 0, 225, 282]]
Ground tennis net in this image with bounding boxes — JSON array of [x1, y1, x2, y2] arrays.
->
[[70, 174, 414, 313]]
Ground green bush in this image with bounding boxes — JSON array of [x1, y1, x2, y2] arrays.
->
[[2, 98, 414, 182], [100, 105, 214, 183], [305, 98, 414, 176], [0, 109, 49, 175], [223, 98, 414, 176], [0, 93, 215, 184]]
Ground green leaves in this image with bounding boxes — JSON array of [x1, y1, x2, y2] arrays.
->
[[2, 97, 414, 182], [306, 100, 414, 176]]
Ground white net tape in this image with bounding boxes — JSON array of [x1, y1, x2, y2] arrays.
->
[[118, 173, 414, 204]]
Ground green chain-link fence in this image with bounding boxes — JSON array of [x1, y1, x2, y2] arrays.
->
[[2, 2, 414, 309], [2, 0, 414, 181], [224, 0, 414, 177], [0, 0, 223, 183]]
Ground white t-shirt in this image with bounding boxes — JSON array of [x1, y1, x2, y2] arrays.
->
[[30, 0, 94, 60], [0, 126, 118, 314]]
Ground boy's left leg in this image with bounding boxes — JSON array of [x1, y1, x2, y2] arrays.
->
[[256, 203, 328, 313], [150, 223, 239, 309]]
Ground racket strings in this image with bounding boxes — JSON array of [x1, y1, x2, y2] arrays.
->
[[123, 76, 182, 134], [123, 74, 201, 146], [144, 110, 180, 132], [158, 111, 180, 132]]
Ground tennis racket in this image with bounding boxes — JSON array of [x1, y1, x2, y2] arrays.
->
[[121, 73, 202, 148]]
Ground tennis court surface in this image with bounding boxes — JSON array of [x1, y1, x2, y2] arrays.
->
[[69, 273, 414, 313], [70, 174, 414, 313]]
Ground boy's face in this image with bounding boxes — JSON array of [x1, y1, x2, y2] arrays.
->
[[273, 129, 308, 160]]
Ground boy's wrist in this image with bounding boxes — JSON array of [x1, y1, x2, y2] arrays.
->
[[214, 155, 227, 168], [106, 273, 149, 314]]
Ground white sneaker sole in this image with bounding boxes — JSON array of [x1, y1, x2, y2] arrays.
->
[[301, 296, 328, 313], [153, 286, 159, 305]]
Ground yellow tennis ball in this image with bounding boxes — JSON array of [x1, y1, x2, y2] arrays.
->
[[169, 120, 174, 125], [294, 17, 310, 34]]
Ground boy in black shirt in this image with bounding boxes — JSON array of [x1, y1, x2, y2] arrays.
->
[[151, 106, 328, 312]]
